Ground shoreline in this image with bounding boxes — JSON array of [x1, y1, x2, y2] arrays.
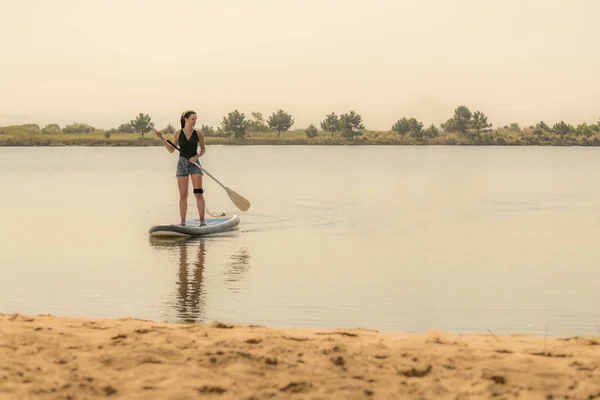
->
[[2, 129, 600, 147], [2, 313, 599, 399], [1, 140, 599, 147]]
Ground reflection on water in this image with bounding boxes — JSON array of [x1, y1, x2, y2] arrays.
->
[[224, 247, 251, 293], [149, 236, 251, 323]]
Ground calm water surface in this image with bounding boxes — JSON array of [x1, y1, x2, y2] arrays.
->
[[1, 145, 599, 337]]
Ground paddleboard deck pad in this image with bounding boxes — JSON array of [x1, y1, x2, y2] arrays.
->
[[149, 214, 240, 237]]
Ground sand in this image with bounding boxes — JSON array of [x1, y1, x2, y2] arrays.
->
[[1, 313, 600, 399]]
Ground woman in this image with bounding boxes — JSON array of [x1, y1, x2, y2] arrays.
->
[[156, 110, 207, 226]]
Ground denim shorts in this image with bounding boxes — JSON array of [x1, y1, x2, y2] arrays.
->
[[176, 156, 204, 177]]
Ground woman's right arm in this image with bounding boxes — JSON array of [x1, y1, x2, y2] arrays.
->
[[156, 129, 178, 153]]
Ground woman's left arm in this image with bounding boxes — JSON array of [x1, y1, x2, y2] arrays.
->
[[197, 130, 206, 157], [189, 130, 206, 163]]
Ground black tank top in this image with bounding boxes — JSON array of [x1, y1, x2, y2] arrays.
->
[[178, 129, 199, 159]]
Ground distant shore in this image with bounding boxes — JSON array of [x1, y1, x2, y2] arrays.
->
[[1, 313, 600, 399], [2, 132, 600, 147]]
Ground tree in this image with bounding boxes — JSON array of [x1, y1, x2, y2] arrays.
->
[[267, 110, 294, 137], [441, 105, 472, 134], [162, 124, 175, 134], [339, 111, 364, 139], [320, 113, 340, 137], [117, 123, 135, 133], [221, 110, 248, 138], [391, 118, 410, 136], [423, 124, 439, 138], [576, 123, 592, 137], [42, 124, 61, 134], [471, 111, 492, 134], [538, 121, 550, 131], [130, 113, 152, 138], [508, 123, 521, 133], [305, 123, 318, 138], [392, 117, 423, 138], [63, 123, 95, 133], [247, 112, 268, 132], [552, 121, 571, 136], [407, 118, 424, 139], [200, 125, 216, 136], [21, 124, 42, 134]]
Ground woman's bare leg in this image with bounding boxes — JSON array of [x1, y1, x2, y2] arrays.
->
[[177, 176, 189, 225], [190, 173, 205, 225]]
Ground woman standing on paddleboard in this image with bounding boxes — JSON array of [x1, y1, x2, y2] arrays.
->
[[155, 110, 207, 226]]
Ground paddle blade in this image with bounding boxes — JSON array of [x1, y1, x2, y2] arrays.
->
[[225, 187, 251, 211]]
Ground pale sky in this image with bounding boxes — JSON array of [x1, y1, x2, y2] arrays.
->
[[1, 0, 599, 131]]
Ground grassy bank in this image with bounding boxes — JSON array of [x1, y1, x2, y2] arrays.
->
[[2, 125, 600, 146]]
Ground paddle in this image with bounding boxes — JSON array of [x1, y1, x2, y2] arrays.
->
[[148, 126, 251, 212]]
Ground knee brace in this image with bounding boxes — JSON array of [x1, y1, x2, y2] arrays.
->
[[193, 188, 204, 194]]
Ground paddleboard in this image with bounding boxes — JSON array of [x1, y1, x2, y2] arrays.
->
[[149, 213, 240, 237]]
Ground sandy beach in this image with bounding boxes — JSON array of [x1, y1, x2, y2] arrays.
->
[[1, 314, 599, 399]]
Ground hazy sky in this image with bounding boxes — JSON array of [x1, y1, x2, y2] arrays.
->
[[1, 0, 599, 131]]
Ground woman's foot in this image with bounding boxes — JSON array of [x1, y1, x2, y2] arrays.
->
[[200, 221, 207, 227]]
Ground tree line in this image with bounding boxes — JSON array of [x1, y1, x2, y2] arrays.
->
[[6, 106, 600, 142]]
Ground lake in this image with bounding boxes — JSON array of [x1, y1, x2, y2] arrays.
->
[[1, 145, 599, 337]]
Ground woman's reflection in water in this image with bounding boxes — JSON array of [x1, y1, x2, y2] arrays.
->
[[175, 239, 206, 323], [150, 235, 252, 323]]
